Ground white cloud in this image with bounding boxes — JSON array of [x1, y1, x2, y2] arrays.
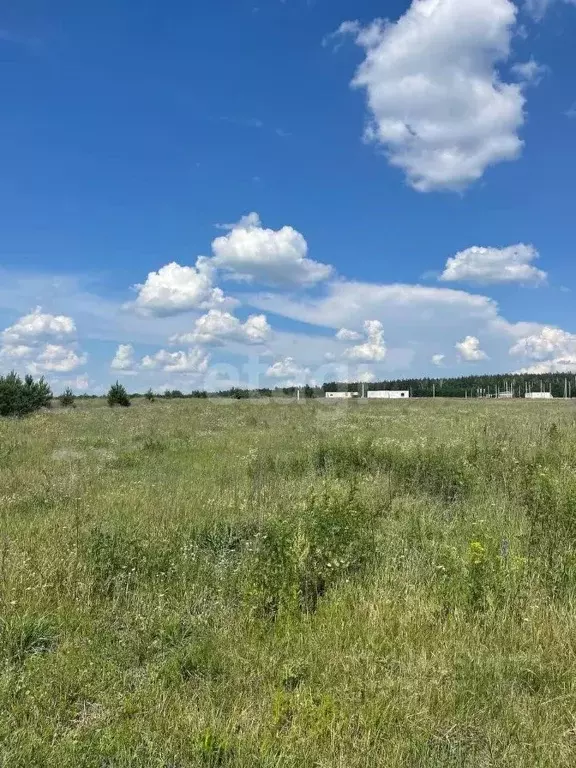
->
[[171, 309, 271, 346], [131, 259, 236, 317], [431, 353, 445, 366], [2, 306, 75, 344], [456, 335, 488, 362], [514, 357, 576, 374], [29, 344, 87, 373], [266, 357, 310, 379], [68, 373, 90, 391], [358, 369, 377, 383], [249, 280, 499, 335], [0, 344, 35, 360], [343, 319, 387, 361], [211, 212, 333, 286], [511, 58, 547, 86], [141, 348, 209, 374], [440, 244, 546, 285], [509, 326, 576, 359], [336, 328, 362, 341], [339, 0, 525, 191], [111, 344, 137, 373], [0, 308, 85, 376]]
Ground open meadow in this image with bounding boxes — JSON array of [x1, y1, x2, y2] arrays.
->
[[2, 398, 576, 767]]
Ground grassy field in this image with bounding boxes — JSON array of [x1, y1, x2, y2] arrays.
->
[[2, 398, 576, 767]]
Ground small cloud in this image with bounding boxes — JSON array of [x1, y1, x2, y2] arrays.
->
[[211, 212, 333, 287], [343, 320, 387, 362], [336, 328, 362, 342], [439, 244, 546, 286], [511, 58, 548, 86], [456, 336, 488, 362], [322, 20, 361, 51]]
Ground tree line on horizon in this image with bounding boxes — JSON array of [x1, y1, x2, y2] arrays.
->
[[2, 370, 575, 417], [73, 371, 576, 400]]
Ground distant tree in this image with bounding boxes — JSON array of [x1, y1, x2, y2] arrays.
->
[[59, 387, 75, 408], [107, 381, 131, 407], [303, 385, 315, 399], [0, 371, 52, 417], [144, 388, 155, 402], [190, 390, 208, 399]]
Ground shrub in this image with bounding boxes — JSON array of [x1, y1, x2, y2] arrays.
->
[[107, 381, 131, 407], [58, 387, 75, 408], [0, 372, 52, 417], [244, 482, 376, 617], [144, 388, 155, 402]]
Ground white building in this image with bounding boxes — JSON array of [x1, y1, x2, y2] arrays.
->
[[525, 392, 553, 399], [367, 390, 410, 399], [325, 391, 359, 399]]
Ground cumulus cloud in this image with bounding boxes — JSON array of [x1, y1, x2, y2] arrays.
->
[[131, 259, 236, 317], [266, 357, 310, 380], [343, 320, 387, 361], [141, 348, 209, 374], [514, 357, 576, 374], [456, 335, 488, 362], [2, 306, 75, 344], [440, 244, 546, 285], [339, 0, 525, 191], [171, 309, 271, 346], [111, 344, 137, 373], [336, 328, 362, 342], [509, 326, 576, 360], [0, 308, 85, 376], [0, 344, 35, 360], [29, 345, 87, 373], [248, 279, 505, 372], [432, 353, 445, 366], [211, 212, 332, 286]]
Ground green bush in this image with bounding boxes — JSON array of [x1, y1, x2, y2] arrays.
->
[[144, 388, 155, 402], [58, 387, 75, 407], [107, 381, 131, 407], [0, 371, 52, 417]]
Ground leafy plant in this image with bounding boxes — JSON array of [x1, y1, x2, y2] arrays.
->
[[58, 387, 75, 407], [0, 371, 52, 417], [144, 387, 155, 402], [107, 381, 131, 407]]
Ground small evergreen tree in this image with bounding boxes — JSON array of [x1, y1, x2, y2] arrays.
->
[[144, 388, 155, 402], [59, 387, 75, 407], [107, 381, 131, 407], [0, 371, 52, 417]]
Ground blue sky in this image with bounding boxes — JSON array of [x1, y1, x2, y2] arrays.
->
[[1, 0, 576, 392]]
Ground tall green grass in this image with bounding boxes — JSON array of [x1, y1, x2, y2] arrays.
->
[[1, 399, 576, 766]]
